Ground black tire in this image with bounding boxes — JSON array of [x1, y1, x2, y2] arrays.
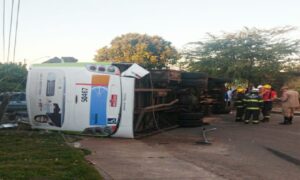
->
[[208, 78, 230, 84], [179, 113, 204, 120], [181, 72, 208, 79], [181, 79, 207, 87]]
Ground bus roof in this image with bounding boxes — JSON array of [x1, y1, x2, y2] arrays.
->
[[31, 62, 112, 68]]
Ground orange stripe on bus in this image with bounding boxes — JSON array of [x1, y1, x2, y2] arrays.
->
[[76, 83, 108, 86], [92, 75, 110, 86]]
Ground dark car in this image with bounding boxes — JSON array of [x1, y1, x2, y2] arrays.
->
[[0, 92, 27, 113], [0, 92, 27, 121]]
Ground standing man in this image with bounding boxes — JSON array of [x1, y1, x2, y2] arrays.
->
[[257, 85, 263, 96], [279, 86, 299, 125], [261, 84, 277, 122], [243, 89, 264, 124], [234, 87, 245, 122], [226, 88, 233, 107]]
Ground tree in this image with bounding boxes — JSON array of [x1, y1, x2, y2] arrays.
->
[[94, 33, 180, 69], [0, 63, 27, 92], [183, 26, 300, 86]]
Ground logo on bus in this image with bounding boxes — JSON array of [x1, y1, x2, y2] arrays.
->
[[110, 94, 117, 107]]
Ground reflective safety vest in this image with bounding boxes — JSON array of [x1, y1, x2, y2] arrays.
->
[[234, 93, 245, 108], [243, 94, 263, 110]]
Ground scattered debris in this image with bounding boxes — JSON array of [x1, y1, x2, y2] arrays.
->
[[196, 127, 217, 145], [73, 142, 81, 148], [0, 123, 18, 129]]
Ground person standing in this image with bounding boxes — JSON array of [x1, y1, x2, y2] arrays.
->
[[226, 88, 233, 107], [257, 85, 263, 96], [279, 86, 299, 125], [234, 87, 246, 122], [261, 84, 277, 122], [243, 89, 264, 124]]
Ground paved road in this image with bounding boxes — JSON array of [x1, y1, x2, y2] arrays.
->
[[80, 113, 300, 180]]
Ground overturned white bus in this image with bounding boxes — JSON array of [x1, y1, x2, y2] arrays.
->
[[26, 62, 229, 138]]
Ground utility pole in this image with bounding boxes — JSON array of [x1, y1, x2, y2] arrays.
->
[[2, 0, 5, 62]]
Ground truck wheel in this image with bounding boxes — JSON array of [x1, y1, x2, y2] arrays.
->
[[208, 78, 230, 84], [181, 79, 207, 87], [181, 72, 208, 79]]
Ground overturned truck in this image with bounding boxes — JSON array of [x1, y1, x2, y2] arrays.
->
[[26, 62, 228, 138]]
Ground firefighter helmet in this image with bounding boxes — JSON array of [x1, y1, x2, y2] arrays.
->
[[236, 87, 244, 93], [263, 84, 271, 89]]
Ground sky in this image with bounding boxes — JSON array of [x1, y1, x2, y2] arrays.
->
[[1, 0, 300, 64]]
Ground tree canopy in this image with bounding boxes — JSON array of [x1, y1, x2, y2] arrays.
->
[[94, 33, 180, 69], [183, 26, 300, 86], [0, 63, 27, 92]]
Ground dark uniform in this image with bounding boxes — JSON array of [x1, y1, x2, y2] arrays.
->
[[234, 92, 245, 122], [243, 91, 263, 124]]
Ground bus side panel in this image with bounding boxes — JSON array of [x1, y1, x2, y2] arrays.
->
[[89, 75, 109, 126], [64, 70, 92, 131], [106, 75, 121, 129], [27, 68, 65, 130], [113, 77, 135, 138]]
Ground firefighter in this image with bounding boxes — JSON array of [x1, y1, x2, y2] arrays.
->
[[243, 89, 264, 124], [234, 87, 245, 122], [261, 84, 277, 122]]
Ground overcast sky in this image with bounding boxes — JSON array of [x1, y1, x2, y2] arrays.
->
[[1, 0, 300, 63]]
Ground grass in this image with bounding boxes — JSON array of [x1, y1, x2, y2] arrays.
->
[[0, 129, 102, 180]]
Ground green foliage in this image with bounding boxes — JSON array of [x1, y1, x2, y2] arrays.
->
[[183, 26, 300, 86], [0, 130, 102, 179], [94, 33, 180, 69], [0, 63, 27, 92]]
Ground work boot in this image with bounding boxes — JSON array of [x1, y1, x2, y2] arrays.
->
[[252, 120, 259, 124], [244, 120, 250, 124], [279, 117, 289, 125], [288, 117, 293, 124]]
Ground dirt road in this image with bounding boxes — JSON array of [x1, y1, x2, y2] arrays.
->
[[80, 113, 300, 180]]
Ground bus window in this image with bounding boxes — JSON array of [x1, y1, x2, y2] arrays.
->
[[46, 73, 56, 96]]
